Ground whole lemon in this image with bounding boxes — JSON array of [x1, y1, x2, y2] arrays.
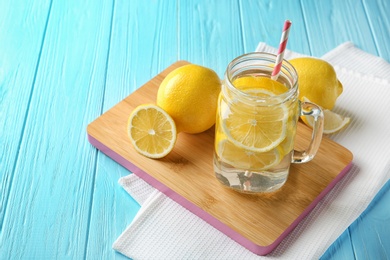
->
[[289, 57, 343, 110], [157, 64, 221, 134]]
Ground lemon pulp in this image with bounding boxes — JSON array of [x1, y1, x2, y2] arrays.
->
[[127, 104, 177, 159]]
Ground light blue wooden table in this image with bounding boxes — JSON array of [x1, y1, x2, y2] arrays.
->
[[1, 0, 389, 259]]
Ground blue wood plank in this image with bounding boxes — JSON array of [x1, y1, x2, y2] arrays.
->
[[349, 180, 390, 259], [0, 0, 113, 258], [363, 0, 390, 61], [178, 0, 244, 77], [239, 0, 311, 55], [101, 0, 179, 110], [0, 0, 51, 241], [85, 157, 139, 260], [301, 0, 378, 57], [85, 1, 179, 258]]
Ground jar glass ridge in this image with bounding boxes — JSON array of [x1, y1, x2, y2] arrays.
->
[[224, 52, 298, 106]]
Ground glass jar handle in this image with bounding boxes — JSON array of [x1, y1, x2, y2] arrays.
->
[[292, 101, 324, 163]]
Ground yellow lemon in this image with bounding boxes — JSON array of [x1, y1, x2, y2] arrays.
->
[[289, 57, 343, 110], [157, 64, 221, 134], [127, 104, 177, 158]]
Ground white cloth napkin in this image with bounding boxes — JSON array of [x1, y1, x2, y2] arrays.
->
[[113, 42, 390, 259]]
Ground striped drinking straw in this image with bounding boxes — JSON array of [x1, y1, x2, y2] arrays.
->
[[271, 20, 292, 81]]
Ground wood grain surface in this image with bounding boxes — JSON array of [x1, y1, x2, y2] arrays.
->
[[87, 61, 353, 250], [1, 0, 389, 259]]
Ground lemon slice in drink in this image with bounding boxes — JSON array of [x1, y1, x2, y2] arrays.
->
[[221, 87, 289, 152], [233, 76, 289, 94], [216, 139, 283, 170], [127, 104, 177, 158]]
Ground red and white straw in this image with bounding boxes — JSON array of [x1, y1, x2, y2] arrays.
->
[[271, 20, 292, 80]]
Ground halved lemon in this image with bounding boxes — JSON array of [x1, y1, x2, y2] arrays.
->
[[301, 97, 350, 134], [127, 104, 177, 158], [221, 88, 289, 152], [216, 139, 283, 171]]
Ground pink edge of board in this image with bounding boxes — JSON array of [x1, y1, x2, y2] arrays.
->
[[87, 133, 353, 256]]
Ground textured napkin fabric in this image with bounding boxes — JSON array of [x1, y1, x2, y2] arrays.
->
[[113, 42, 390, 259]]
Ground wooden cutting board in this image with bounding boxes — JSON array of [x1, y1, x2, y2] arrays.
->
[[87, 61, 353, 255]]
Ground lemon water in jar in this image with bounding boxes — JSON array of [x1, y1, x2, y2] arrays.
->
[[214, 53, 324, 193]]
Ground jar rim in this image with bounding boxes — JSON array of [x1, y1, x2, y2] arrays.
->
[[224, 52, 298, 105]]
